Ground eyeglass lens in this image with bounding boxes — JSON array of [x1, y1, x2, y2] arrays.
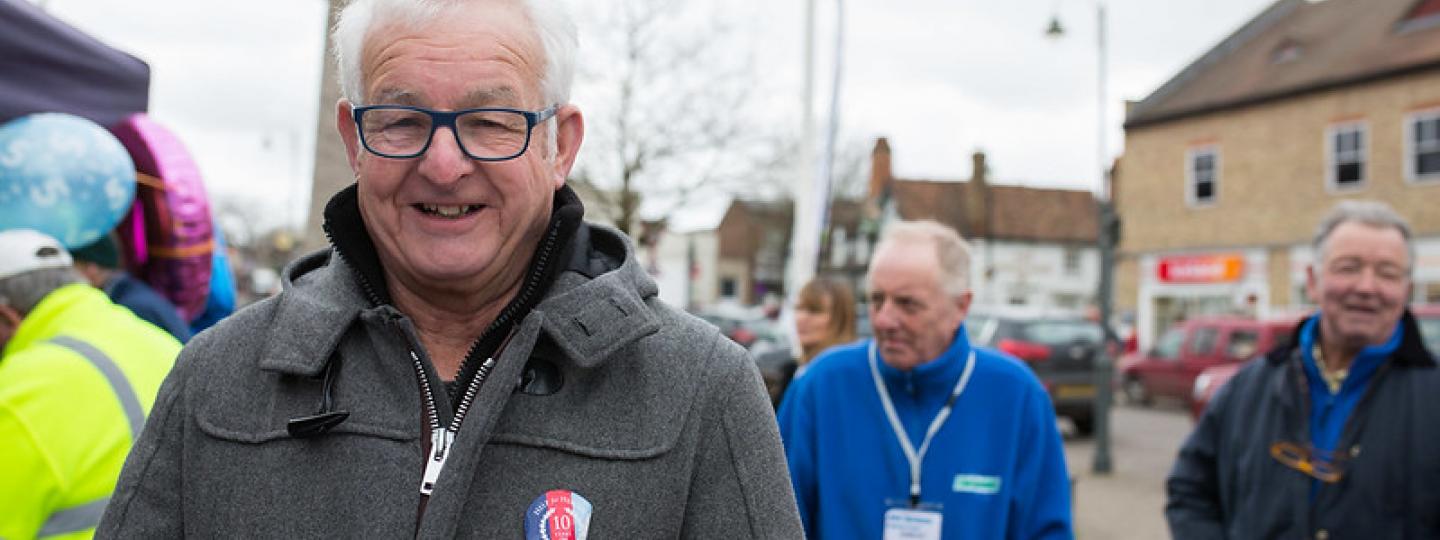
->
[[361, 109, 531, 158]]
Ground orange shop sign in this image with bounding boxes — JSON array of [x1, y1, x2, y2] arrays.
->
[[1157, 255, 1245, 283]]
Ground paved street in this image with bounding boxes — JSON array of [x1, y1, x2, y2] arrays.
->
[[1063, 401, 1197, 540]]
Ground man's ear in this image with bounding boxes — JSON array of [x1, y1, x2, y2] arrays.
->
[[549, 104, 585, 189], [1305, 264, 1320, 305], [336, 99, 362, 173], [0, 303, 23, 346], [953, 290, 974, 331], [956, 290, 974, 315]]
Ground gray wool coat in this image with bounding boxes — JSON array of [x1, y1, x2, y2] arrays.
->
[[97, 223, 802, 539]]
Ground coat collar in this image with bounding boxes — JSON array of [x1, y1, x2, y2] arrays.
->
[[257, 186, 657, 376], [1267, 310, 1435, 368], [1265, 309, 1435, 414]]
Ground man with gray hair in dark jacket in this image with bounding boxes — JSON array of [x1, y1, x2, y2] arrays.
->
[[98, 0, 801, 537], [1166, 200, 1440, 539]]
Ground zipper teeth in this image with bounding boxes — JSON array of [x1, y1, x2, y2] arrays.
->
[[449, 357, 497, 434], [329, 217, 438, 431], [450, 217, 564, 389], [410, 349, 440, 430], [327, 194, 565, 439]]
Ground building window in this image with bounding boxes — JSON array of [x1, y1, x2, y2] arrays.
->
[[1063, 247, 1081, 275], [1052, 293, 1082, 309], [1406, 109, 1440, 182], [830, 227, 848, 269], [1186, 146, 1219, 206], [720, 278, 737, 298], [1327, 122, 1366, 190]]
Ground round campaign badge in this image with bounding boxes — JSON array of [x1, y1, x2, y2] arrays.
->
[[524, 489, 593, 540]]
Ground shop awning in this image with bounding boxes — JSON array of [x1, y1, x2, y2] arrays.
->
[[0, 0, 149, 126]]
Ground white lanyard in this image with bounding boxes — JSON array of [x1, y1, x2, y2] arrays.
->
[[869, 341, 976, 507]]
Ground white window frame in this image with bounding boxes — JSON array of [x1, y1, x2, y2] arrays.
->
[[1325, 121, 1368, 192], [1405, 108, 1440, 183], [1062, 246, 1082, 275], [829, 227, 848, 268], [1186, 145, 1220, 207]]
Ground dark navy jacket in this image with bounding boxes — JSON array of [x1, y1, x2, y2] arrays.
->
[[1166, 311, 1440, 539], [104, 273, 192, 343]]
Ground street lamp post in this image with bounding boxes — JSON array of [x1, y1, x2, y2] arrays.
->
[[1048, 1, 1117, 475]]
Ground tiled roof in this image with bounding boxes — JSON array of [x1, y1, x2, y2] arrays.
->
[[1127, 0, 1440, 128], [988, 185, 1098, 243], [889, 180, 1098, 243]]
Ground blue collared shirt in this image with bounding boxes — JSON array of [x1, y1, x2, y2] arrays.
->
[[1298, 314, 1401, 500]]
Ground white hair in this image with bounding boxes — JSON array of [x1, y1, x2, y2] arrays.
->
[[333, 0, 576, 106], [331, 0, 577, 155], [1313, 200, 1415, 271], [868, 220, 972, 297], [0, 267, 84, 316]]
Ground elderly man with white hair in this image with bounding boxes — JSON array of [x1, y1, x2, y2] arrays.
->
[[778, 219, 1073, 540], [98, 0, 800, 537]]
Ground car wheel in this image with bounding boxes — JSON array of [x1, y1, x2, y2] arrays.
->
[[1123, 376, 1152, 407], [1071, 415, 1095, 437]]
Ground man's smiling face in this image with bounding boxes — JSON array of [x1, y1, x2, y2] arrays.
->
[[1307, 220, 1412, 348], [336, 0, 570, 292]]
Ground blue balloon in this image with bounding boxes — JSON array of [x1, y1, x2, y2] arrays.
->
[[0, 112, 136, 248]]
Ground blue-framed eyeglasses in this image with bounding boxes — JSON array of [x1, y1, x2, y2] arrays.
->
[[352, 104, 557, 161]]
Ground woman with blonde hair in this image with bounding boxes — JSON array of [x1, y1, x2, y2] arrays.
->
[[757, 277, 858, 407], [793, 278, 858, 364]]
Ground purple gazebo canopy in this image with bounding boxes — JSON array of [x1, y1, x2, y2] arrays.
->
[[0, 0, 149, 126]]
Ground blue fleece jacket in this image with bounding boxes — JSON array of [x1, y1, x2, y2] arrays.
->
[[777, 327, 1073, 540]]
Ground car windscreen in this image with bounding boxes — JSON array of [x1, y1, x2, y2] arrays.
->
[[1020, 320, 1102, 346], [1154, 327, 1185, 360]]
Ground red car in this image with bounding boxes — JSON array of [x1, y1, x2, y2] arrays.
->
[[1118, 315, 1297, 408], [1190, 305, 1440, 420]]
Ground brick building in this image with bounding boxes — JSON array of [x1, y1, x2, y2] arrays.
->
[[1114, 0, 1440, 348], [713, 139, 1101, 310]]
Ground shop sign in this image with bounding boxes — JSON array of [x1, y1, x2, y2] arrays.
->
[[1157, 254, 1245, 283]]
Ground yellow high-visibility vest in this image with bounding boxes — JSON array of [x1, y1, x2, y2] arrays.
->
[[0, 284, 181, 539]]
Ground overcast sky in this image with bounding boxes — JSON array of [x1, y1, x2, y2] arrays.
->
[[34, 0, 1272, 232]]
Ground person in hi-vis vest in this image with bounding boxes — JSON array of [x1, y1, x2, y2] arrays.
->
[[0, 229, 181, 539]]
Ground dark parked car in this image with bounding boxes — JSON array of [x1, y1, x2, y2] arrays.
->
[[967, 310, 1104, 436]]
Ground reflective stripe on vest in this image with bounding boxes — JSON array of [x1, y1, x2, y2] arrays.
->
[[37, 497, 110, 538], [47, 336, 144, 440], [34, 337, 144, 537]]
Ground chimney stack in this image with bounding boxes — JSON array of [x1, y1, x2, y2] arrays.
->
[[971, 150, 988, 186], [868, 137, 892, 200], [967, 150, 990, 238]]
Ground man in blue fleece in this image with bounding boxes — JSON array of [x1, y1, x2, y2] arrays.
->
[[778, 219, 1072, 539], [1167, 200, 1440, 538]]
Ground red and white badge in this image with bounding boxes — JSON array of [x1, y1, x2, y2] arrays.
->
[[524, 489, 593, 540]]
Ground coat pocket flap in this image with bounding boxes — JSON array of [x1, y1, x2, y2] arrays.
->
[[196, 360, 420, 444], [487, 331, 714, 459]]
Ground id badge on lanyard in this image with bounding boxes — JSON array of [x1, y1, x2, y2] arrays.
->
[[883, 505, 944, 540], [870, 341, 975, 540]]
